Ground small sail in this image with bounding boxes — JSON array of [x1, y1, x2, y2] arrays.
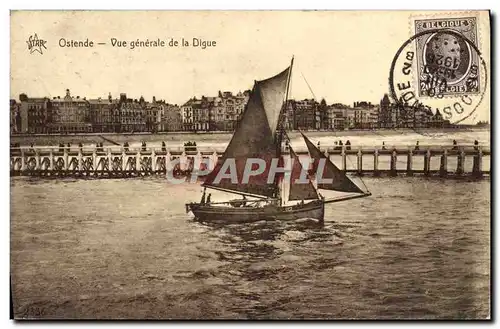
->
[[259, 68, 291, 135], [288, 146, 319, 201], [301, 132, 364, 194], [203, 66, 291, 198]]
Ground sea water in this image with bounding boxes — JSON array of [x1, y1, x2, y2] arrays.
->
[[10, 176, 490, 319]]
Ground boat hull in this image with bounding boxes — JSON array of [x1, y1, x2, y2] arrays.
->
[[187, 200, 324, 224]]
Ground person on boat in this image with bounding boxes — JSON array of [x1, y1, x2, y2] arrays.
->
[[474, 140, 479, 151], [333, 141, 339, 150], [382, 141, 386, 150], [452, 139, 458, 150], [300, 199, 304, 205], [141, 141, 147, 151], [338, 140, 343, 150], [206, 193, 212, 204], [124, 141, 129, 152], [414, 141, 420, 151], [59, 143, 64, 152], [345, 140, 351, 150], [200, 189, 206, 204], [78, 142, 83, 151], [161, 141, 167, 152]]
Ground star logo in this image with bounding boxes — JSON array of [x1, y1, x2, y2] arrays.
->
[[26, 34, 47, 54]]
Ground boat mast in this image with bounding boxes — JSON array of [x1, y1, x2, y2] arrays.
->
[[284, 56, 294, 112], [275, 56, 294, 205]]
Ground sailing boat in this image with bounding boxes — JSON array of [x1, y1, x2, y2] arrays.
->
[[186, 58, 371, 223]]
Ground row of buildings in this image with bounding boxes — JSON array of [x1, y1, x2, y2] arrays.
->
[[10, 89, 450, 135], [10, 89, 182, 134], [181, 90, 251, 132]]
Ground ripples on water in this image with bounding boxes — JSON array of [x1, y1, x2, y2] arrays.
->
[[10, 176, 490, 319]]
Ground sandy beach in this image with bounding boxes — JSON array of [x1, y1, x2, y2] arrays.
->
[[10, 127, 490, 148]]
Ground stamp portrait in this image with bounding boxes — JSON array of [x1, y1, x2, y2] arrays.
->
[[414, 17, 480, 98]]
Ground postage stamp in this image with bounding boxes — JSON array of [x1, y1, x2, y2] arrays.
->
[[389, 13, 488, 124], [414, 16, 480, 98]]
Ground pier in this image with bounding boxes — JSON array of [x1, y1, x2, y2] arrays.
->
[[10, 145, 490, 179]]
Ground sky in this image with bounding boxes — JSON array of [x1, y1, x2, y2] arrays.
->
[[10, 11, 490, 123]]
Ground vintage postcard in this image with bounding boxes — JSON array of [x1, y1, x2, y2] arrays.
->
[[10, 10, 490, 320]]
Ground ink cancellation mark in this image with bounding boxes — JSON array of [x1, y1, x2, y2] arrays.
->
[[26, 33, 47, 54], [414, 17, 480, 98], [389, 20, 488, 124]]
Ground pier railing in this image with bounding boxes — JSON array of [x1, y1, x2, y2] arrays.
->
[[10, 145, 490, 179]]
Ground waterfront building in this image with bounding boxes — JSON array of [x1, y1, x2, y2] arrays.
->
[[414, 106, 433, 128], [221, 92, 236, 131], [182, 95, 215, 132], [343, 108, 356, 130], [198, 96, 212, 131], [145, 96, 160, 133], [181, 90, 250, 132], [159, 102, 182, 132], [118, 94, 146, 133], [352, 101, 379, 129], [326, 104, 349, 130], [10, 99, 21, 134], [430, 110, 449, 128], [189, 98, 207, 131], [234, 90, 250, 125], [49, 89, 92, 133], [180, 99, 194, 131], [212, 94, 226, 131], [88, 93, 119, 133], [378, 94, 449, 129], [284, 99, 322, 131], [293, 99, 318, 130], [317, 99, 328, 130], [379, 94, 395, 128], [18, 93, 52, 134]]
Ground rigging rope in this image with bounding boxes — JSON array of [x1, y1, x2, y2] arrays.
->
[[301, 72, 317, 100], [299, 68, 371, 194]]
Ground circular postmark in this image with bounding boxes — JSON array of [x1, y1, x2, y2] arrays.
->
[[389, 28, 488, 124]]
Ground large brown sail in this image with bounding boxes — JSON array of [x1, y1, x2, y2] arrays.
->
[[288, 146, 319, 201], [301, 132, 364, 194], [202, 66, 291, 198]]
